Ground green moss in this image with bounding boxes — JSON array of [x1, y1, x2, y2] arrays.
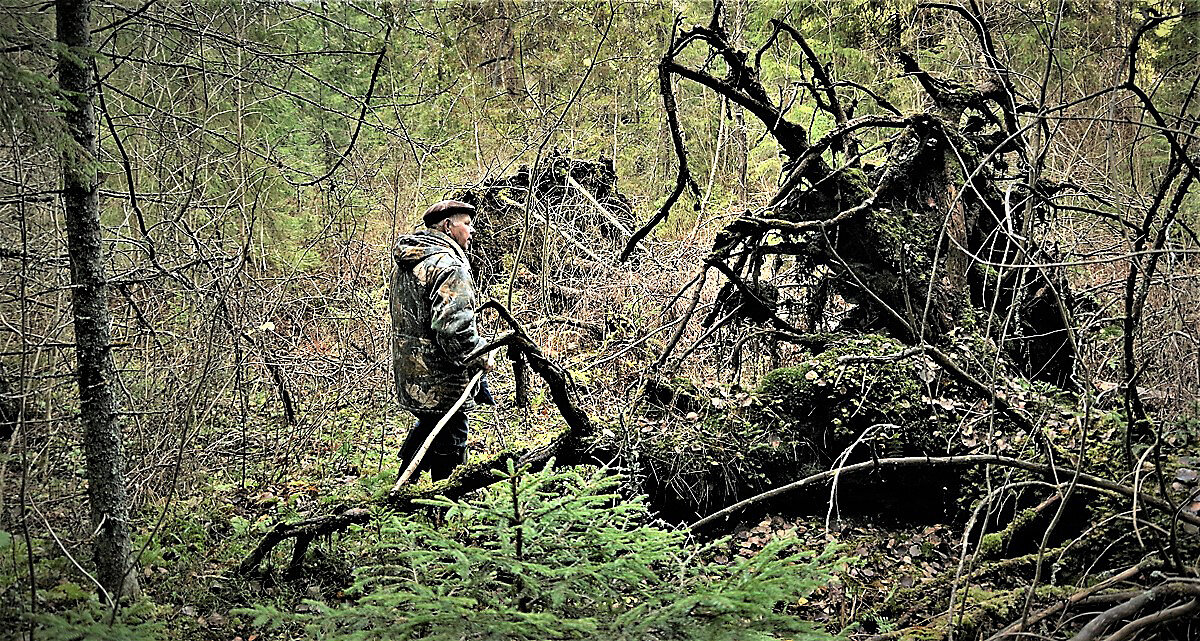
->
[[841, 167, 871, 195], [864, 205, 939, 279], [624, 332, 1015, 518], [756, 365, 817, 409], [977, 505, 1041, 559], [977, 532, 1004, 558], [754, 334, 954, 460]]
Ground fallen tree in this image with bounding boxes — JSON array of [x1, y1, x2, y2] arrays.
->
[[238, 4, 1199, 639], [612, 3, 1200, 640], [458, 150, 636, 287], [626, 3, 1083, 388], [237, 301, 614, 577]]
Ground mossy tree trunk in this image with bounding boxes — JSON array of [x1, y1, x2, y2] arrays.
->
[[56, 0, 139, 602]]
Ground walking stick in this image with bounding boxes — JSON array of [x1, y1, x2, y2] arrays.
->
[[391, 369, 485, 493]]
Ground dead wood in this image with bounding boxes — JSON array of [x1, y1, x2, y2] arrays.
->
[[461, 150, 634, 282], [689, 454, 1200, 533], [236, 303, 604, 577], [1100, 598, 1199, 641], [986, 563, 1150, 640], [237, 507, 371, 577], [624, 1, 1080, 388], [1067, 580, 1200, 641]]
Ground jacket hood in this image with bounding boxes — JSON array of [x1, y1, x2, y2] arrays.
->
[[393, 229, 467, 267]]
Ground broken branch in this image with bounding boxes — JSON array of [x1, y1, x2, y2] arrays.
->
[[689, 455, 1200, 532]]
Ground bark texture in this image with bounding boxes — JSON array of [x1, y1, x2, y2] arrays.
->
[[57, 0, 138, 601]]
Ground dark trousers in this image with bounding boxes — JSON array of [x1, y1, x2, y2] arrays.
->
[[398, 410, 469, 481]]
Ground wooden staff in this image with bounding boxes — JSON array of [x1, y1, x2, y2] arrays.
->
[[391, 369, 485, 493]]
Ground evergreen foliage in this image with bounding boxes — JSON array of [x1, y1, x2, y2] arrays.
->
[[3, 1, 1198, 638], [246, 462, 840, 640], [0, 6, 79, 162], [25, 599, 163, 641]]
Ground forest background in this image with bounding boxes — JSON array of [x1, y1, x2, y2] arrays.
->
[[1, 0, 1199, 640]]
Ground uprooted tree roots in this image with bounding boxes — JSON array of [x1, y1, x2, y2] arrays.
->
[[238, 3, 1200, 639], [613, 2, 1199, 639], [458, 150, 636, 288], [627, 4, 1080, 389]]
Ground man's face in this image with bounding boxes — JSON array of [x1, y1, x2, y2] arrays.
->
[[443, 212, 474, 250]]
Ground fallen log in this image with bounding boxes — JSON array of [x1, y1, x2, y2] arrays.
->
[[236, 302, 603, 577], [237, 507, 371, 578], [689, 454, 1200, 532]]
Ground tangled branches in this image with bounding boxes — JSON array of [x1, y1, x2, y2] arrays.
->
[[618, 3, 1200, 640], [235, 301, 604, 577]]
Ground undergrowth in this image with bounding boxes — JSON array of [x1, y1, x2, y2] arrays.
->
[[243, 461, 844, 641]]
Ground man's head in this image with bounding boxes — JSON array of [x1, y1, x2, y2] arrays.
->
[[423, 200, 476, 250]]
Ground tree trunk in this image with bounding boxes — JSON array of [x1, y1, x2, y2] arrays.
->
[[56, 0, 139, 601]]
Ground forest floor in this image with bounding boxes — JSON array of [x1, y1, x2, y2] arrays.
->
[[103, 414, 969, 641], [2, 319, 968, 640]]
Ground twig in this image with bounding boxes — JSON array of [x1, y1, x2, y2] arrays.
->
[[987, 562, 1145, 638], [494, 192, 605, 263], [527, 315, 604, 338], [689, 455, 1200, 532], [296, 37, 389, 187], [1101, 597, 1199, 641], [566, 175, 630, 237], [237, 507, 372, 577], [653, 267, 709, 370], [770, 19, 853, 156], [621, 42, 698, 262]]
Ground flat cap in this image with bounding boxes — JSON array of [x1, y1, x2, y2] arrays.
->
[[422, 199, 476, 227]]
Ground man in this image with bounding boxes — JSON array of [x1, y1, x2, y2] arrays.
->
[[390, 199, 494, 481]]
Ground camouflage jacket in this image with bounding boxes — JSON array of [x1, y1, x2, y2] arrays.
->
[[390, 229, 486, 415]]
